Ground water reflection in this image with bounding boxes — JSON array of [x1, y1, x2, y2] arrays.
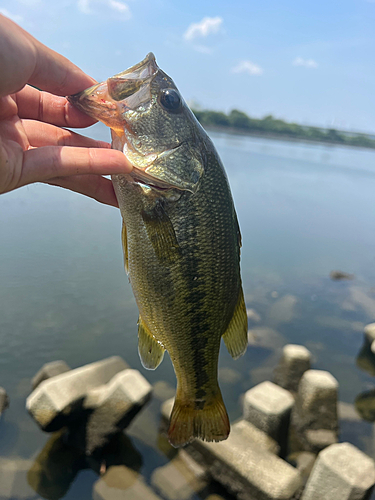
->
[[355, 336, 375, 424], [355, 390, 375, 423], [28, 431, 142, 500]]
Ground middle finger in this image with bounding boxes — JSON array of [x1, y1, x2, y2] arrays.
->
[[22, 119, 111, 149]]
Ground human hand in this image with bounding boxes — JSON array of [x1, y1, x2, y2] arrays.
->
[[0, 15, 132, 206]]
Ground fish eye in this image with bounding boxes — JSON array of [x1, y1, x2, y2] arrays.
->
[[159, 89, 181, 112]]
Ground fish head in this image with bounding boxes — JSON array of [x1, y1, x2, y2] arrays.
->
[[69, 53, 204, 194]]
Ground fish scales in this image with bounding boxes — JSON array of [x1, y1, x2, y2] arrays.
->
[[69, 53, 248, 447]]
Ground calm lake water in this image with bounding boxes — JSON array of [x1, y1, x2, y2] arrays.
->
[[1, 125, 375, 498]]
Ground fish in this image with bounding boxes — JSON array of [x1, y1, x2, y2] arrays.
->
[[68, 53, 248, 447]]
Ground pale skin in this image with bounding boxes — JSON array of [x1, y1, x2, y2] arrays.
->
[[0, 15, 132, 207]]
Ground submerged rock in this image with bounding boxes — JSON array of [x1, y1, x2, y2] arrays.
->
[[247, 326, 287, 350], [0, 457, 36, 499], [151, 450, 208, 500], [93, 465, 162, 500], [28, 430, 143, 499], [329, 270, 355, 281], [0, 386, 9, 415]]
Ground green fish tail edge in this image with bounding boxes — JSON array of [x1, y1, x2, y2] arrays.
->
[[167, 391, 230, 448]]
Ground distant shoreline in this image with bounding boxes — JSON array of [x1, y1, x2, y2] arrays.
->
[[203, 124, 375, 150], [192, 109, 375, 151]]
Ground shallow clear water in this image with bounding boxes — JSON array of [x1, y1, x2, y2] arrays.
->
[[1, 125, 375, 498]]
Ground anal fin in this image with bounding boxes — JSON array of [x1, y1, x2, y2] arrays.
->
[[222, 287, 248, 360], [138, 316, 165, 370]]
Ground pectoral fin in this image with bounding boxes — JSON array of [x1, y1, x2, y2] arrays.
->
[[138, 316, 165, 370], [222, 288, 248, 360], [121, 220, 129, 274], [141, 201, 182, 263]]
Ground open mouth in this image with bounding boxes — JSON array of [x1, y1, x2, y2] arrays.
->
[[68, 53, 159, 131]]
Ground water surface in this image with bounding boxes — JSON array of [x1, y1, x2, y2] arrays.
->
[[1, 126, 375, 498]]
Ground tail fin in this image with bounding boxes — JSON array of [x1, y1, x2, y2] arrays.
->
[[167, 390, 230, 448]]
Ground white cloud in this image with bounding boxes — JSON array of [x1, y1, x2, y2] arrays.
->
[[0, 8, 24, 22], [184, 16, 223, 41], [232, 60, 263, 76], [108, 0, 130, 17], [77, 0, 91, 14], [78, 0, 131, 18], [293, 57, 318, 68]]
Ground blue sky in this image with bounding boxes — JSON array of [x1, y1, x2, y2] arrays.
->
[[1, 0, 375, 132]]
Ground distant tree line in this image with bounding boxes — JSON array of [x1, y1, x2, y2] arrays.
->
[[192, 108, 375, 149]]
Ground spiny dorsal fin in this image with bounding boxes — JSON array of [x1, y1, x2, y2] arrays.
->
[[141, 201, 182, 263], [222, 287, 248, 360], [121, 220, 129, 274], [138, 315, 165, 370]]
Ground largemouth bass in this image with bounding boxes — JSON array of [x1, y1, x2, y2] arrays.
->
[[69, 53, 248, 447]]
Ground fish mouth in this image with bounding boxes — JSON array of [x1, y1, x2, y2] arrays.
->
[[68, 53, 158, 131]]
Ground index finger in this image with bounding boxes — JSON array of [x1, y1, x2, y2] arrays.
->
[[15, 85, 96, 128], [0, 15, 96, 97]]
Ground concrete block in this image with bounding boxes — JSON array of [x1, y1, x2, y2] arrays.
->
[[365, 323, 375, 343], [151, 450, 208, 500], [185, 419, 303, 500], [243, 381, 294, 443], [79, 369, 152, 454], [232, 419, 280, 454], [274, 344, 311, 392], [153, 381, 175, 401], [304, 429, 338, 451], [288, 452, 316, 484], [301, 442, 375, 500], [26, 356, 129, 431], [31, 360, 71, 390], [295, 369, 339, 430], [93, 465, 162, 500], [161, 397, 174, 423], [291, 369, 338, 452], [338, 401, 362, 421], [0, 457, 36, 499], [0, 387, 9, 415]]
